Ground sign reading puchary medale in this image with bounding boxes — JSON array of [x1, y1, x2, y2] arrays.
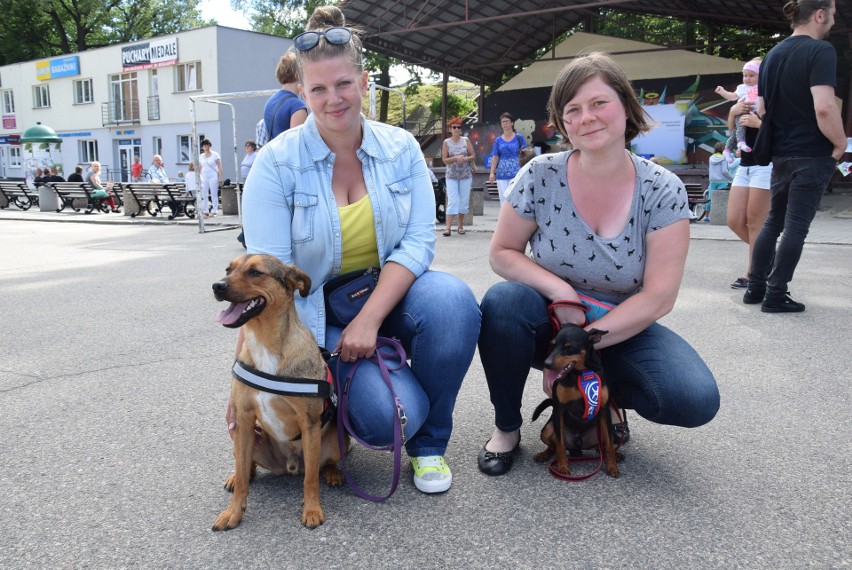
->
[[121, 37, 179, 71]]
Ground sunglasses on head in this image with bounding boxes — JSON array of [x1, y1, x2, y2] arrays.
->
[[293, 27, 353, 52]]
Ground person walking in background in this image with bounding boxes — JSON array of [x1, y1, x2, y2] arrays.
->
[[148, 155, 169, 184], [441, 117, 476, 236], [488, 112, 527, 205], [131, 155, 143, 182], [199, 139, 223, 218], [261, 51, 308, 142], [744, 0, 846, 313], [726, 103, 771, 289], [240, 141, 257, 180]]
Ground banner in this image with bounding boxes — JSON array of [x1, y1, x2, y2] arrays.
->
[[631, 103, 688, 164], [121, 37, 179, 71]]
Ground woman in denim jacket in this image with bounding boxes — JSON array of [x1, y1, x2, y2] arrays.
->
[[235, 6, 480, 495]]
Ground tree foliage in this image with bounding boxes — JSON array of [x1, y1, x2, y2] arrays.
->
[[0, 0, 210, 65]]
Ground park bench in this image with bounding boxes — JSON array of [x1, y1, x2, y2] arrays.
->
[[124, 182, 195, 219], [0, 181, 39, 210], [48, 181, 114, 214]]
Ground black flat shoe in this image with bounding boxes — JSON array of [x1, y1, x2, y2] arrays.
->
[[477, 435, 520, 476]]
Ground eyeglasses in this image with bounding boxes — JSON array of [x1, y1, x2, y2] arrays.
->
[[293, 28, 353, 52]]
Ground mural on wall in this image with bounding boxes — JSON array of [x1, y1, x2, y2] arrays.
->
[[481, 72, 740, 165]]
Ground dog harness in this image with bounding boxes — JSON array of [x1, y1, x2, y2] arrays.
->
[[231, 360, 336, 426], [578, 370, 601, 420]]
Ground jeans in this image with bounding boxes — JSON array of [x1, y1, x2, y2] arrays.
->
[[326, 270, 480, 457], [478, 282, 719, 431], [749, 156, 836, 299], [445, 177, 472, 215]]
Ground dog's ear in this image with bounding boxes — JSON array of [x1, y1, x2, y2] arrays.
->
[[587, 328, 608, 345], [284, 267, 312, 298], [263, 256, 312, 297]]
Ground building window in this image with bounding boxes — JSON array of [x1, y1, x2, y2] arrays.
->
[[175, 62, 201, 92], [79, 140, 99, 163], [33, 84, 50, 108], [9, 147, 22, 167], [177, 134, 204, 163], [153, 137, 162, 157], [73, 79, 94, 104], [1, 89, 14, 114]]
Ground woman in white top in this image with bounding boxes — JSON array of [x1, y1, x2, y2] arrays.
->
[[199, 139, 223, 217]]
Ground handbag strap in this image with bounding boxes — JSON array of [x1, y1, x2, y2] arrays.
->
[[335, 336, 408, 502]]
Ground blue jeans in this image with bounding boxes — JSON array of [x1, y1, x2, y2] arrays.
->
[[445, 177, 472, 215], [326, 270, 480, 457], [478, 282, 719, 431], [749, 156, 836, 299]]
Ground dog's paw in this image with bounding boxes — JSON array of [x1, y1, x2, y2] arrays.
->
[[223, 474, 236, 493], [605, 465, 621, 478], [301, 507, 325, 529], [533, 450, 553, 463], [212, 508, 244, 531], [322, 465, 345, 486], [615, 451, 625, 463], [554, 461, 571, 476]]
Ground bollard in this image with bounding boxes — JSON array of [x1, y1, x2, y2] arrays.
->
[[709, 188, 729, 226]]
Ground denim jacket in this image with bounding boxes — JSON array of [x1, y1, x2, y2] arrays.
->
[[242, 114, 437, 347]]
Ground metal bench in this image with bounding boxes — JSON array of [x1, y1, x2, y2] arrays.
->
[[48, 181, 112, 214], [0, 181, 39, 210], [124, 182, 195, 219]]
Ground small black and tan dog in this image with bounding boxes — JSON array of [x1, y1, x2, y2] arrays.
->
[[533, 323, 622, 478]]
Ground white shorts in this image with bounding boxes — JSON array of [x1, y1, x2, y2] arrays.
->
[[731, 163, 772, 190]]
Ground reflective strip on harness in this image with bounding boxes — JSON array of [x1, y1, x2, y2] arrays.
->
[[578, 370, 601, 420], [232, 360, 332, 399]]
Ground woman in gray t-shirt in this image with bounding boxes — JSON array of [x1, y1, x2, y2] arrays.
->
[[477, 53, 719, 477]]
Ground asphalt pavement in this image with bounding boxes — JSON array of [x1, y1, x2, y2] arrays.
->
[[1, 194, 851, 568]]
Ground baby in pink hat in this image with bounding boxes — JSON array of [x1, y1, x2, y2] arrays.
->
[[716, 58, 761, 162]]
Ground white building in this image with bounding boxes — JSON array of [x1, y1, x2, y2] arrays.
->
[[0, 26, 292, 181]]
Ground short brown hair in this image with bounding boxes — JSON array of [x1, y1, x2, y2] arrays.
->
[[546, 52, 652, 143], [276, 51, 299, 85]]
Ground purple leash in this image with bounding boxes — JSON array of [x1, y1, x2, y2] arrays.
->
[[335, 337, 408, 502]]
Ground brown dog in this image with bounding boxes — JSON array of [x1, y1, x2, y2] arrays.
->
[[211, 254, 345, 530], [533, 324, 621, 478]]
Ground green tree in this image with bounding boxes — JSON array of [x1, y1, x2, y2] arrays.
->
[[0, 0, 209, 65], [233, 0, 422, 123]]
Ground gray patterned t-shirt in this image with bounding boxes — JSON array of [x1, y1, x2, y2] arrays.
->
[[507, 150, 690, 304]]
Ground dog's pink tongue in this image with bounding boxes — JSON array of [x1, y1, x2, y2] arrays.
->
[[543, 368, 559, 396], [217, 301, 250, 325]]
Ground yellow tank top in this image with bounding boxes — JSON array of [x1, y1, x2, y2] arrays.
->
[[338, 194, 380, 273]]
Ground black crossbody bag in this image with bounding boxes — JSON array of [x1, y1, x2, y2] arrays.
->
[[751, 41, 803, 166]]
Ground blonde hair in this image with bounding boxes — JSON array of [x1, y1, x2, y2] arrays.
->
[[296, 6, 364, 80]]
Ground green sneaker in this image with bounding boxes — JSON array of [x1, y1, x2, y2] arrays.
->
[[410, 455, 452, 494]]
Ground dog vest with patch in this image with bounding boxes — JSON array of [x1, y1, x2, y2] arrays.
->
[[578, 370, 601, 420]]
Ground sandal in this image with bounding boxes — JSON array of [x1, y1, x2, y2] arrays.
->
[[442, 229, 451, 236], [457, 228, 466, 235]]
